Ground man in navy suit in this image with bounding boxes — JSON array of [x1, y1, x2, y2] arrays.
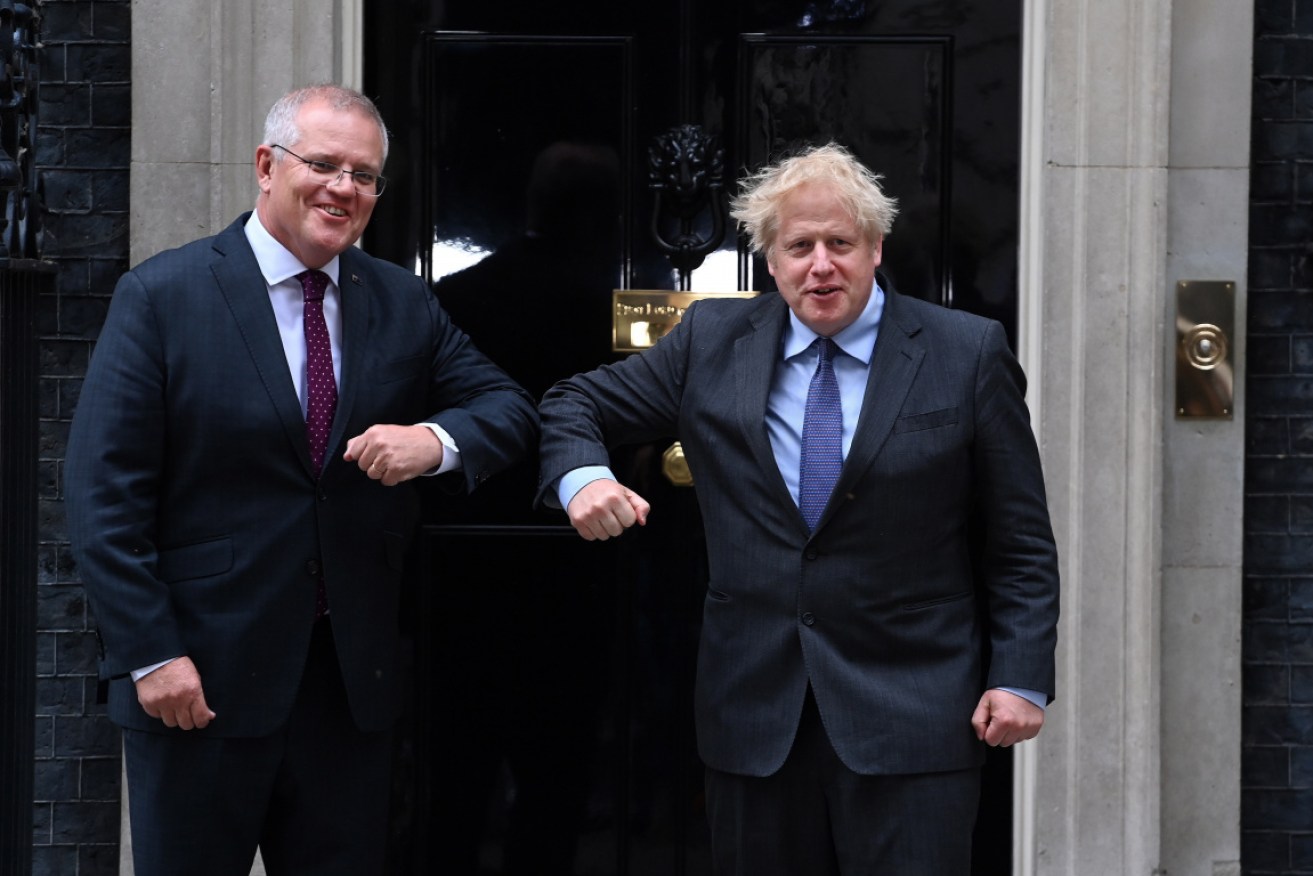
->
[[65, 85, 537, 875], [538, 144, 1059, 874]]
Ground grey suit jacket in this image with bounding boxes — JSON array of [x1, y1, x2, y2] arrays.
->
[[539, 287, 1059, 777], [66, 214, 538, 736]]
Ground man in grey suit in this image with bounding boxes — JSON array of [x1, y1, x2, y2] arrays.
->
[[64, 85, 537, 876], [538, 144, 1059, 874]]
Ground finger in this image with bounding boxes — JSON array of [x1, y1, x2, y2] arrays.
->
[[970, 701, 990, 741], [611, 499, 637, 531], [592, 509, 627, 541], [152, 701, 183, 729], [586, 513, 616, 540], [629, 492, 651, 525], [343, 434, 366, 462], [189, 695, 216, 730]]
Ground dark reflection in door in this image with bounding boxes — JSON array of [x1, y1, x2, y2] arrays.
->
[[420, 141, 625, 874], [417, 134, 712, 874]]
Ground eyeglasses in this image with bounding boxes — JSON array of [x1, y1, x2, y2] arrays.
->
[[271, 144, 387, 197]]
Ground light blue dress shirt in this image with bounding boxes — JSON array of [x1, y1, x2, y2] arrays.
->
[[766, 284, 884, 507]]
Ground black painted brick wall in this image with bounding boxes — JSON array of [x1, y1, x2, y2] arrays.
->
[[1246, 0, 1313, 871], [33, 2, 131, 874]]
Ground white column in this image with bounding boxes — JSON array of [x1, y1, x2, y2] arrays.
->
[[130, 0, 361, 264], [1029, 0, 1172, 871], [1024, 0, 1249, 869]]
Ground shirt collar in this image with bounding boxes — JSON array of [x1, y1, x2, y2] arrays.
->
[[243, 211, 341, 289], [782, 279, 885, 364]]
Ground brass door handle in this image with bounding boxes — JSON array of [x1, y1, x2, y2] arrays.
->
[[662, 441, 693, 487]]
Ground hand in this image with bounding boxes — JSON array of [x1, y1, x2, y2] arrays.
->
[[135, 656, 216, 730], [344, 424, 444, 486], [971, 689, 1044, 747], [566, 479, 650, 541]]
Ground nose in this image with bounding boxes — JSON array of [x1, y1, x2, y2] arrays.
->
[[325, 171, 355, 193], [810, 243, 834, 274]]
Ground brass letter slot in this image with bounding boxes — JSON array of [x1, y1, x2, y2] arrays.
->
[[1175, 280, 1234, 419], [613, 289, 758, 353], [612, 289, 760, 486]]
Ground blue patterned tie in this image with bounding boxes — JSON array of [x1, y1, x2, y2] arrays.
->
[[799, 337, 843, 531]]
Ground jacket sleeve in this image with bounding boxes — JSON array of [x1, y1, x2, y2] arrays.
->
[[535, 302, 697, 507], [419, 281, 539, 493], [970, 320, 1061, 701], [65, 270, 185, 678]]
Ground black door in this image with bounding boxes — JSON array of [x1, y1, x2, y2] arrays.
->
[[366, 2, 1021, 873]]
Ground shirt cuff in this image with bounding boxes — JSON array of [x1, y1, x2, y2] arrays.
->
[[130, 657, 178, 683], [995, 686, 1047, 710], [418, 422, 461, 476], [556, 465, 616, 510]]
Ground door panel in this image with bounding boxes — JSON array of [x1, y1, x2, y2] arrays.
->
[[737, 34, 953, 303], [367, 2, 1021, 873], [422, 35, 633, 294]]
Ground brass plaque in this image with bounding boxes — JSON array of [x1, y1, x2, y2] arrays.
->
[[1175, 280, 1234, 419], [613, 290, 759, 353]]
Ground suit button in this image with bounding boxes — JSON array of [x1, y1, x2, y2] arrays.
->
[[805, 548, 818, 560], [801, 611, 816, 626], [306, 559, 321, 576]]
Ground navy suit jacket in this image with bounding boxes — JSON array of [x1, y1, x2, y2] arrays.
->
[[66, 214, 537, 736], [538, 287, 1059, 777]]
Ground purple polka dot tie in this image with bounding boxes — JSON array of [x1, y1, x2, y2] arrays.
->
[[799, 337, 843, 531], [299, 269, 335, 619], [298, 269, 337, 473]]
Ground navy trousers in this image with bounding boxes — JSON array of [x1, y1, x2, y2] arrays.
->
[[704, 687, 982, 876], [122, 619, 394, 876]]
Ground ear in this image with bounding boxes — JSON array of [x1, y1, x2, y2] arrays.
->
[[871, 236, 883, 270], [766, 250, 778, 278], [255, 145, 276, 194]]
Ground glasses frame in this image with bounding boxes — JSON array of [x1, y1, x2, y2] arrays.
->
[[271, 144, 387, 197]]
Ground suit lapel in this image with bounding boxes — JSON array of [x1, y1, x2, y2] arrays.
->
[[831, 289, 924, 504], [330, 252, 371, 469], [209, 219, 317, 476], [735, 295, 795, 508]]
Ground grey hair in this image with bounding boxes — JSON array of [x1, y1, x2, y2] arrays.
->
[[262, 84, 390, 164], [729, 143, 898, 256]]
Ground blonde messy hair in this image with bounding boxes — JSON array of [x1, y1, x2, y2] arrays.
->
[[729, 143, 898, 257]]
